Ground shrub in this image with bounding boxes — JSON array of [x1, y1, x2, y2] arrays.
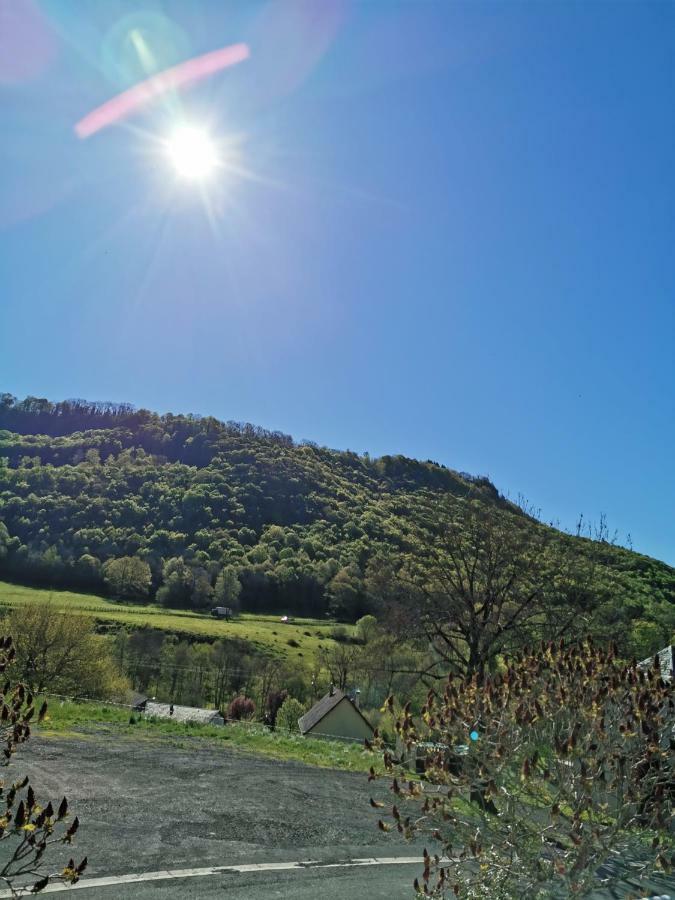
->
[[227, 696, 255, 721], [356, 614, 378, 644], [371, 640, 675, 898], [264, 689, 288, 728], [330, 627, 361, 645], [276, 697, 305, 734], [6, 603, 128, 699], [0, 635, 87, 893]]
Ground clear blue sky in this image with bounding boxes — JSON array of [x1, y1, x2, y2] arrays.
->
[[1, 1, 674, 565]]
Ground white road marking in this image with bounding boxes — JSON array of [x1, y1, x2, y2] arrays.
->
[[1, 856, 422, 896]]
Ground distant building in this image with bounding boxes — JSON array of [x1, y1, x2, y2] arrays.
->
[[638, 645, 674, 682], [144, 701, 224, 726], [298, 686, 374, 742], [211, 607, 233, 619]]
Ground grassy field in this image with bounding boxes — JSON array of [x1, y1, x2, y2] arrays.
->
[[36, 697, 383, 774], [0, 580, 350, 666]]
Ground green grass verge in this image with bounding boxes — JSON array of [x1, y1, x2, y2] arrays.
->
[[0, 580, 351, 667], [36, 698, 382, 774]]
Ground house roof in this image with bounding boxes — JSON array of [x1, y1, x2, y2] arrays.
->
[[298, 689, 373, 736], [144, 701, 224, 725], [130, 693, 148, 710]]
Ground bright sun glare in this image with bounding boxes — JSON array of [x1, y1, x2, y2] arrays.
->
[[165, 125, 218, 180]]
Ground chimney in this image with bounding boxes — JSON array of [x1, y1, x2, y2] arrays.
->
[[353, 688, 361, 708], [329, 683, 335, 697]]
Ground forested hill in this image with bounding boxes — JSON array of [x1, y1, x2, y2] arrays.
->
[[0, 394, 501, 499], [0, 393, 673, 652]]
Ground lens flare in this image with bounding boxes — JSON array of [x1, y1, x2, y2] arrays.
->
[[74, 43, 250, 139]]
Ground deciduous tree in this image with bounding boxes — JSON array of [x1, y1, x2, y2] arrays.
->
[[213, 566, 241, 611], [372, 498, 603, 678], [276, 696, 305, 733], [319, 643, 360, 691], [102, 556, 151, 600], [6, 603, 127, 698]]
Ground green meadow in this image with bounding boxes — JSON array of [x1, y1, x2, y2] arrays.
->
[[0, 580, 348, 667]]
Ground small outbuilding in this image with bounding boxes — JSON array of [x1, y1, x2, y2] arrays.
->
[[298, 687, 374, 742], [638, 645, 674, 682], [211, 607, 233, 619], [144, 701, 224, 726]]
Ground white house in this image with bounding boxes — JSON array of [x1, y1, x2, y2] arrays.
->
[[298, 687, 374, 742]]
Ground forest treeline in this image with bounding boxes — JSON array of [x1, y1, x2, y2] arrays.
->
[[0, 393, 500, 618], [0, 392, 674, 656]]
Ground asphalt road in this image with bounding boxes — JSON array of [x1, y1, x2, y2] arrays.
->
[[7, 733, 675, 899], [31, 865, 421, 899], [10, 733, 424, 898]]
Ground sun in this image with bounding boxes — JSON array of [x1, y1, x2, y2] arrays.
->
[[165, 125, 218, 180]]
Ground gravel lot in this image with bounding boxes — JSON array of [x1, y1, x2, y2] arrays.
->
[[16, 733, 419, 878]]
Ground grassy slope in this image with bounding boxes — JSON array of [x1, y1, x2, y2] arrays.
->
[[0, 580, 347, 666], [37, 698, 382, 774]]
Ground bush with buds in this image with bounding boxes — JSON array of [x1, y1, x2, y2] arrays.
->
[[0, 636, 86, 895], [368, 639, 674, 898]]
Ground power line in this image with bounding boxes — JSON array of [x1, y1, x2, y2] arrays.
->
[[118, 659, 432, 677]]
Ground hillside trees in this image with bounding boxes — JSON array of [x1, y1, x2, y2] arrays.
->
[[111, 626, 256, 707], [355, 631, 424, 710], [120, 628, 164, 693], [0, 522, 15, 562], [75, 554, 102, 589], [356, 614, 379, 644], [0, 393, 673, 637], [156, 557, 213, 609], [326, 564, 368, 620], [102, 556, 151, 600], [318, 643, 360, 692], [213, 566, 241, 611]]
